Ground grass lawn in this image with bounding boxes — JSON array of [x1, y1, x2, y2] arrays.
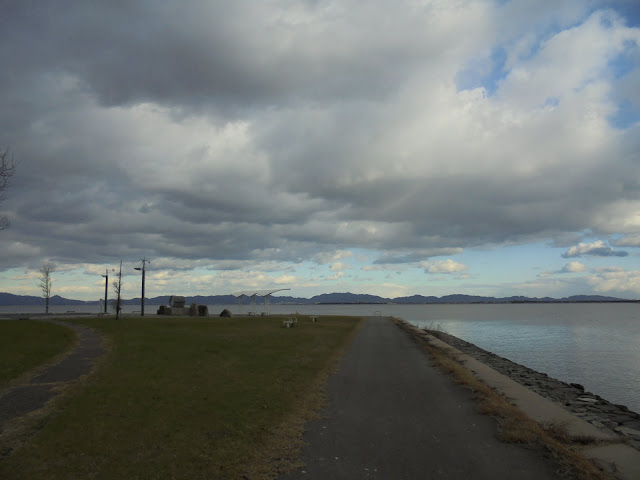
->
[[0, 315, 362, 480], [0, 319, 76, 387]]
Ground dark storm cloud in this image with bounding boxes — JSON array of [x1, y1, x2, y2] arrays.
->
[[1, 0, 424, 113]]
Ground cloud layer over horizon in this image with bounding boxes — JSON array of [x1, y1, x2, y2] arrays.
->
[[1, 1, 640, 299]]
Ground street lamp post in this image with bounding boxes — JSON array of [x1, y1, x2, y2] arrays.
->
[[134, 257, 150, 316], [101, 270, 108, 314]]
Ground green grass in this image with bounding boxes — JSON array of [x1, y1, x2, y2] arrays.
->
[[0, 315, 362, 480], [0, 319, 76, 387]]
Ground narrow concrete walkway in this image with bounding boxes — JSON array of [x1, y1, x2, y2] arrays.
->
[[0, 320, 104, 435], [280, 317, 564, 480]]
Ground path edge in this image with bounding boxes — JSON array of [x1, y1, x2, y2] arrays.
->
[[393, 317, 640, 480], [0, 319, 108, 459]]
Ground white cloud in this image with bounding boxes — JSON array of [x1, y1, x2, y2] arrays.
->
[[562, 240, 628, 257], [274, 274, 297, 285], [612, 234, 640, 247], [373, 248, 464, 264], [330, 262, 351, 272], [586, 267, 640, 295], [498, 11, 639, 109], [561, 261, 587, 273], [325, 272, 346, 281], [313, 250, 354, 265], [421, 259, 469, 274]]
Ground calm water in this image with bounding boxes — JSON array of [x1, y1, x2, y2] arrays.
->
[[264, 302, 640, 413], [3, 302, 639, 413]]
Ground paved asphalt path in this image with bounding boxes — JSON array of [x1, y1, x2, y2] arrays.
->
[[280, 317, 563, 480], [0, 320, 104, 433]]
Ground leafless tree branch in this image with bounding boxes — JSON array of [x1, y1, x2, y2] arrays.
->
[[38, 262, 57, 314], [0, 148, 16, 230]]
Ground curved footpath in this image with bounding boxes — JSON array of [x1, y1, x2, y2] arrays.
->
[[280, 316, 566, 480], [0, 319, 105, 452]]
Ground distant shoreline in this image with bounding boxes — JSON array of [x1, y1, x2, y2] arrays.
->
[[2, 301, 640, 309], [2, 301, 640, 308], [313, 300, 640, 305], [1, 290, 638, 307]]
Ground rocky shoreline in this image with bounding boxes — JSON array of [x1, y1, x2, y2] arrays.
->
[[425, 329, 640, 449]]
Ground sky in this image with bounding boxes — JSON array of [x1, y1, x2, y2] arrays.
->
[[1, 0, 640, 301]]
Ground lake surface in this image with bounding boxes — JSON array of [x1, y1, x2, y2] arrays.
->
[[234, 302, 640, 413], [3, 302, 639, 413]]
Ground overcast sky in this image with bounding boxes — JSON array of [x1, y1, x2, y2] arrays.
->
[[1, 0, 640, 301]]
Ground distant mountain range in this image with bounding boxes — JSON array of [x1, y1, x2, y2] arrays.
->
[[0, 291, 637, 307]]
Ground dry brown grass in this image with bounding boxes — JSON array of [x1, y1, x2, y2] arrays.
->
[[393, 318, 615, 480]]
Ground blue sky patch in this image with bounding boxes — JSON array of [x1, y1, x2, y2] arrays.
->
[[456, 47, 508, 95], [608, 39, 638, 78], [544, 97, 560, 108], [609, 100, 640, 129], [605, 0, 640, 27]]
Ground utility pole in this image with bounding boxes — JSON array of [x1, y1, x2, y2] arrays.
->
[[101, 269, 108, 314], [134, 257, 150, 316]]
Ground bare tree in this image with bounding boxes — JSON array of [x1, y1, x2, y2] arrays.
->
[[0, 148, 16, 230], [38, 262, 57, 314], [113, 260, 123, 319]]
